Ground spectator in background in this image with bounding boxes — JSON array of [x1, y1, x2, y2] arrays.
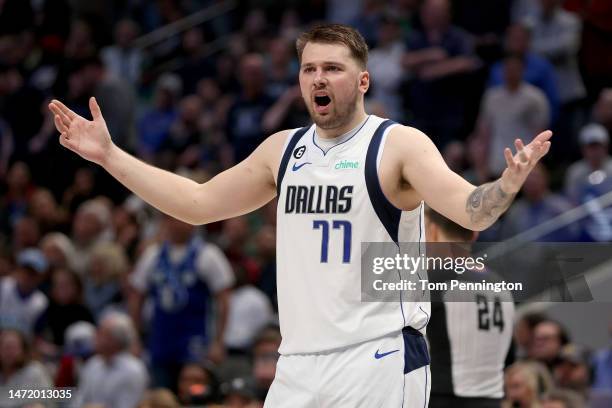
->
[[176, 362, 219, 406], [29, 188, 69, 235], [84, 242, 129, 319], [254, 224, 278, 310], [40, 232, 77, 271], [252, 325, 281, 400], [138, 388, 180, 408], [591, 321, 612, 390], [67, 56, 136, 151], [530, 320, 570, 372], [0, 162, 36, 232], [261, 84, 310, 134], [226, 53, 274, 163], [62, 167, 96, 215], [477, 54, 549, 176], [0, 249, 48, 335], [0, 329, 51, 407], [564, 124, 612, 241], [500, 163, 577, 241], [75, 312, 148, 408], [541, 389, 587, 408], [129, 214, 233, 389], [54, 320, 96, 388], [514, 312, 549, 360], [530, 0, 585, 108], [402, 0, 480, 147], [71, 199, 113, 275], [110, 204, 141, 261], [224, 263, 273, 355], [64, 19, 96, 60], [451, 0, 512, 64], [137, 74, 181, 162], [530, 0, 587, 161], [265, 38, 297, 100], [489, 22, 559, 126], [11, 216, 41, 253], [350, 0, 385, 47], [503, 361, 554, 408], [220, 376, 261, 408], [101, 19, 142, 86], [159, 94, 204, 170], [565, 124, 612, 203], [0, 65, 47, 163], [564, 0, 612, 100], [175, 27, 215, 95], [593, 88, 612, 136], [553, 344, 592, 397], [34, 268, 94, 357], [367, 13, 406, 121]]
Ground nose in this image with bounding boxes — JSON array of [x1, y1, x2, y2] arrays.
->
[[313, 68, 326, 88]]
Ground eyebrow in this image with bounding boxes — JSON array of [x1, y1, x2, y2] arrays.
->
[[300, 61, 347, 69]]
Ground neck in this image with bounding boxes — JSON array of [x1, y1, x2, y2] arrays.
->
[[315, 110, 368, 139], [506, 82, 521, 92]]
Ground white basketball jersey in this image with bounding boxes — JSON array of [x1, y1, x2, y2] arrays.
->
[[276, 115, 429, 355]]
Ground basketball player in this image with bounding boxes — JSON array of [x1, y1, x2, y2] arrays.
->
[[425, 207, 515, 408], [49, 24, 551, 407]]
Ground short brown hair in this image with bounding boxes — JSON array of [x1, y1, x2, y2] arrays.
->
[[425, 206, 474, 242], [296, 23, 368, 69]]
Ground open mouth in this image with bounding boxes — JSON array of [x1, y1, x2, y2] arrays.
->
[[314, 95, 331, 107]]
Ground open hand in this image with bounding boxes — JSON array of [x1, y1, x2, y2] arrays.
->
[[49, 97, 113, 166], [500, 130, 552, 194]]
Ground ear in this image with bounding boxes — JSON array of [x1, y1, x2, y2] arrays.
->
[[359, 70, 370, 93]]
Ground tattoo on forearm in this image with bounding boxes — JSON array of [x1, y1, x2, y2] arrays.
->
[[466, 181, 515, 227]]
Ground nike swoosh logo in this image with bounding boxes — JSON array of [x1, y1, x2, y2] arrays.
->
[[292, 162, 312, 171], [374, 349, 400, 359]]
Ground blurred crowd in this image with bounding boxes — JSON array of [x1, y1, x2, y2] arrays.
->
[[0, 0, 611, 407], [504, 313, 612, 408]]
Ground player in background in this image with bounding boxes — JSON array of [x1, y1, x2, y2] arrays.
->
[[425, 207, 515, 408], [49, 22, 550, 408]]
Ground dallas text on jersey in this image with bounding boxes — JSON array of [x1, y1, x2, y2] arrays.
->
[[284, 185, 353, 214]]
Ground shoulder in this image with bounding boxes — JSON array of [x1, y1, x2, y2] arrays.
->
[[120, 353, 146, 371], [385, 124, 436, 156], [522, 84, 548, 101], [198, 242, 228, 263], [24, 361, 51, 384], [558, 9, 580, 26]]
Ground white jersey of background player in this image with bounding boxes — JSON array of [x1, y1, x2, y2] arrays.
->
[[50, 21, 552, 408]]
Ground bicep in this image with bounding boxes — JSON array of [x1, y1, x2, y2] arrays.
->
[[194, 131, 288, 224], [395, 128, 476, 228]]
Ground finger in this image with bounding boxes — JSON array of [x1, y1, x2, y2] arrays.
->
[[49, 103, 74, 128], [504, 148, 517, 170], [54, 115, 68, 133], [514, 139, 529, 162], [50, 100, 77, 120], [49, 103, 73, 124], [532, 130, 553, 144], [89, 97, 103, 122], [59, 134, 71, 149]]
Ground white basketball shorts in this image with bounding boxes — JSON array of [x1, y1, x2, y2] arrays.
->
[[264, 327, 431, 408]]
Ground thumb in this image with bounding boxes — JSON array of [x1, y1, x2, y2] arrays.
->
[[89, 97, 103, 122]]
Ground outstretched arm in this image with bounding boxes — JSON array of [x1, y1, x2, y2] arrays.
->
[[393, 127, 552, 231], [49, 97, 286, 225]]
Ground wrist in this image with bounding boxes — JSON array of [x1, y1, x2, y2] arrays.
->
[[100, 142, 119, 169], [499, 175, 518, 195]]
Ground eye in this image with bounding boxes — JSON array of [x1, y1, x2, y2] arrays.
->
[[302, 66, 315, 73], [326, 66, 340, 72]]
